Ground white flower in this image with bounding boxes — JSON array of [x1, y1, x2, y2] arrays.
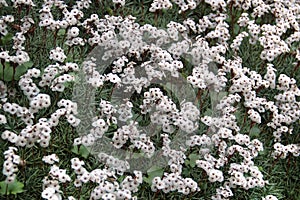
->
[[0, 0, 8, 6], [42, 154, 59, 165], [248, 109, 261, 124], [106, 73, 121, 84], [102, 193, 116, 200], [262, 195, 278, 200], [42, 187, 56, 199], [66, 114, 81, 127], [49, 47, 67, 63], [67, 27, 79, 38], [79, 171, 90, 183], [112, 0, 125, 6], [92, 118, 106, 128], [208, 169, 224, 182], [71, 158, 85, 170]]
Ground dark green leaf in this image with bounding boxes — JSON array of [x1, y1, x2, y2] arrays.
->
[[0, 62, 14, 81], [21, 61, 34, 69], [14, 61, 33, 80], [1, 33, 13, 45], [234, 24, 240, 35]]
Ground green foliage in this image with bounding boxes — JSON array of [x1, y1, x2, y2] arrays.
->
[[143, 166, 164, 185], [71, 145, 90, 158], [0, 33, 13, 45], [0, 61, 33, 81], [185, 153, 199, 168], [0, 180, 24, 195], [0, 62, 13, 81], [250, 125, 261, 138]]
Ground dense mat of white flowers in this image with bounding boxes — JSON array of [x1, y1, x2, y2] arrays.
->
[[0, 0, 299, 200]]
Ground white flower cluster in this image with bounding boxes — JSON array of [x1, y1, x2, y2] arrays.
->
[[98, 153, 130, 175], [205, 0, 226, 11], [2, 102, 34, 125], [0, 15, 14, 36], [57, 99, 80, 127], [1, 61, 80, 150], [162, 133, 187, 173], [259, 24, 289, 61], [29, 94, 51, 113], [230, 31, 249, 51], [2, 147, 20, 183], [70, 157, 140, 199], [187, 61, 226, 92], [0, 13, 33, 64], [39, 62, 79, 92], [117, 99, 133, 122], [81, 58, 105, 88], [120, 170, 143, 193], [42, 159, 71, 200], [49, 47, 67, 63], [65, 26, 85, 46], [149, 0, 173, 12], [0, 0, 299, 199], [149, 133, 200, 195], [204, 13, 230, 45], [221, 54, 300, 159], [186, 91, 267, 197], [141, 87, 199, 133], [19, 68, 41, 99], [68, 2, 299, 198], [113, 122, 155, 157], [151, 174, 199, 195], [11, 0, 35, 7], [42, 154, 60, 165], [273, 143, 300, 158], [39, 3, 83, 30], [165, 0, 198, 14]]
